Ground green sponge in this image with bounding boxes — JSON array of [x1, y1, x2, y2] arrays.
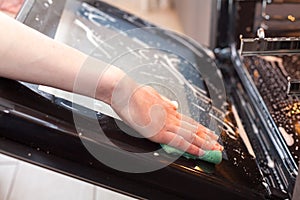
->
[[160, 144, 222, 165]]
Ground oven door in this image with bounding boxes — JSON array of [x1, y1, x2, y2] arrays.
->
[[0, 0, 269, 199]]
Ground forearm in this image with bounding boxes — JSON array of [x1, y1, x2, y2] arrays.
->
[[0, 12, 125, 104]]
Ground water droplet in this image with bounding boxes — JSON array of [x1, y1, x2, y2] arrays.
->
[[153, 152, 159, 157], [262, 181, 268, 188], [44, 2, 49, 8], [266, 156, 275, 168]]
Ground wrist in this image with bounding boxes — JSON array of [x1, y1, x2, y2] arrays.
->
[[109, 75, 140, 109], [95, 63, 128, 105], [73, 57, 127, 105]]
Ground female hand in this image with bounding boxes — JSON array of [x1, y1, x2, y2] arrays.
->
[[110, 75, 223, 157]]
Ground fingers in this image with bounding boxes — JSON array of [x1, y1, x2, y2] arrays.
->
[[167, 115, 223, 151], [179, 114, 219, 141], [161, 98, 220, 142], [175, 127, 221, 151], [179, 120, 216, 141], [168, 115, 216, 143], [197, 125, 219, 141], [133, 86, 224, 155], [161, 131, 205, 156]]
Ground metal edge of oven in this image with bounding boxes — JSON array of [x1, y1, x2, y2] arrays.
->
[[15, 0, 34, 22]]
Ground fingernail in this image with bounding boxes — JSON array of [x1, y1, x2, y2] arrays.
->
[[219, 145, 224, 151], [210, 141, 222, 151], [215, 143, 224, 151], [213, 143, 220, 151]]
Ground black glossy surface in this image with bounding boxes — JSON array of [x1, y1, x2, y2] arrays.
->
[[0, 78, 266, 199]]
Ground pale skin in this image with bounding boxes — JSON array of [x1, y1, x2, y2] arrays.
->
[[0, 0, 23, 17], [0, 10, 223, 157]]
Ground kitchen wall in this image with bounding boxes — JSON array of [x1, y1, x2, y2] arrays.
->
[[102, 0, 219, 48]]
